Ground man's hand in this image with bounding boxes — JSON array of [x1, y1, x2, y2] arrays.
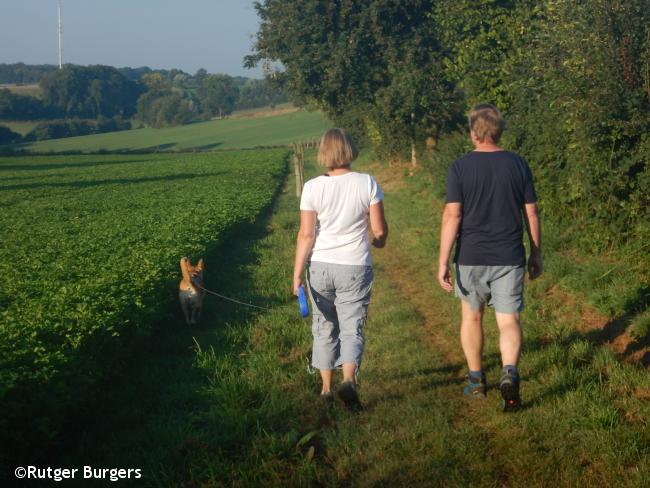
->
[[292, 276, 302, 296], [438, 263, 454, 292], [527, 253, 542, 280]]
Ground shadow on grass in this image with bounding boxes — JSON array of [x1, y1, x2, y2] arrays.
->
[[188, 142, 224, 151], [583, 284, 650, 366], [114, 142, 179, 153]]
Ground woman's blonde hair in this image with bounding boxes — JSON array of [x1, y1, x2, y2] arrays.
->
[[468, 103, 505, 143], [317, 128, 359, 169]]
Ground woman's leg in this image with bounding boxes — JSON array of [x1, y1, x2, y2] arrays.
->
[[341, 363, 356, 384], [320, 369, 333, 393], [307, 263, 339, 393], [334, 265, 373, 383]]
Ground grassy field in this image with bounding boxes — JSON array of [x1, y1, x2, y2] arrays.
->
[[22, 151, 648, 487], [229, 102, 298, 119], [0, 120, 40, 135], [0, 83, 41, 97], [12, 109, 328, 153], [0, 150, 288, 473]]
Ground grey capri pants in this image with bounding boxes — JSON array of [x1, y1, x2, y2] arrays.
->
[[307, 261, 373, 370]]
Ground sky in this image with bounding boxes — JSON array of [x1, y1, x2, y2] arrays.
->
[[0, 0, 264, 77]]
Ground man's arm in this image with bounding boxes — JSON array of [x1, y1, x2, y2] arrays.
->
[[438, 202, 462, 292], [523, 203, 542, 279]]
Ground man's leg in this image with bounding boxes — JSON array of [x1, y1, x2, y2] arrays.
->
[[495, 308, 523, 410], [495, 312, 522, 367], [460, 300, 485, 371]]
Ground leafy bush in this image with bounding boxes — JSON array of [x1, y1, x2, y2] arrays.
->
[[24, 117, 132, 141], [434, 0, 650, 251], [25, 118, 95, 140]]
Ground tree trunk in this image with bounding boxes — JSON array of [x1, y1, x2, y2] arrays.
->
[[410, 111, 417, 168], [411, 141, 417, 168]]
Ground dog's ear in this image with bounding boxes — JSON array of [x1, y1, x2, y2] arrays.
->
[[180, 257, 191, 281], [197, 258, 204, 271]]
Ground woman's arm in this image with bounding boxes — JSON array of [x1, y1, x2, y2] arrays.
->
[[369, 201, 388, 248], [293, 210, 317, 295]]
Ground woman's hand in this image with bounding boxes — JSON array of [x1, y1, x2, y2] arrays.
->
[[293, 276, 303, 296], [372, 237, 386, 248]]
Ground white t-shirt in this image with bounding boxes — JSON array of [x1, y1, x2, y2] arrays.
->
[[300, 171, 384, 266]]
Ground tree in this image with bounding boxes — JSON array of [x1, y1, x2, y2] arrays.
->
[[246, 1, 458, 159], [40, 65, 142, 118], [236, 78, 289, 109], [198, 74, 239, 118], [194, 68, 208, 85], [0, 88, 58, 120]]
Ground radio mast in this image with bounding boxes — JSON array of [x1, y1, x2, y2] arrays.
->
[[58, 0, 63, 69]]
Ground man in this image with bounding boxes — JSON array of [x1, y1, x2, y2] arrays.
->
[[437, 103, 542, 411]]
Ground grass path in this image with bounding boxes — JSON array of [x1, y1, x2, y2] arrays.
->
[[41, 153, 649, 487]]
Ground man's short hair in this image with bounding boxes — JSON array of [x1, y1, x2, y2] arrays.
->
[[317, 128, 359, 169], [468, 104, 505, 143]]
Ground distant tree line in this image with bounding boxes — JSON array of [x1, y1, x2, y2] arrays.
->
[[0, 63, 290, 140], [248, 0, 650, 251], [0, 63, 58, 84]]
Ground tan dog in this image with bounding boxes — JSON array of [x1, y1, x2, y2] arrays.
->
[[179, 257, 205, 325]]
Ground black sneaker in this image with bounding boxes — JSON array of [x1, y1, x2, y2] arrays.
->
[[320, 391, 334, 404], [337, 381, 363, 412], [500, 367, 521, 412]]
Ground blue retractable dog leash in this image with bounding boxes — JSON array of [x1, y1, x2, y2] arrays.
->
[[298, 285, 310, 318]]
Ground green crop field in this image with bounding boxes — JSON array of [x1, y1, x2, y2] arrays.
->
[[13, 109, 329, 153], [0, 150, 288, 464]]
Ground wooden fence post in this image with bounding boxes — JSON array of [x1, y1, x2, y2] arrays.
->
[[293, 143, 304, 197]]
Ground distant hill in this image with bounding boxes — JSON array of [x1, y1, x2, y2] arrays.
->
[[14, 107, 328, 153]]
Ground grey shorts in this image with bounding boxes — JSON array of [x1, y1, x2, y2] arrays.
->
[[307, 261, 373, 370], [454, 264, 525, 314]]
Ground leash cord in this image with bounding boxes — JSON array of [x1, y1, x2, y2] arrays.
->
[[196, 284, 272, 311]]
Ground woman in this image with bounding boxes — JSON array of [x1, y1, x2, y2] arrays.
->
[[293, 128, 388, 410]]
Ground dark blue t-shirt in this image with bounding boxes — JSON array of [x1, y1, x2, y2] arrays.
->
[[445, 150, 537, 266]]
